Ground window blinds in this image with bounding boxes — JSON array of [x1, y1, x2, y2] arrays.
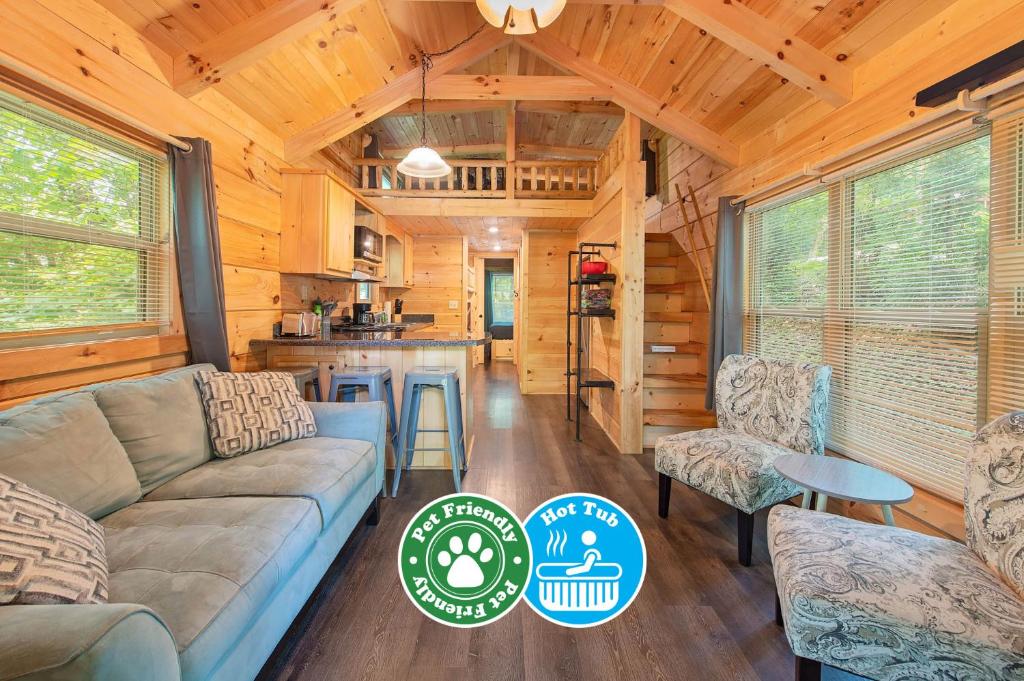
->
[[745, 131, 992, 499], [0, 91, 170, 334], [989, 111, 1024, 421]]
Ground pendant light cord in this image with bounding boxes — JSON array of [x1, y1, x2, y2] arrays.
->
[[417, 24, 488, 146]]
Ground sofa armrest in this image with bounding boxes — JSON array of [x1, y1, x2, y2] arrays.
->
[[307, 400, 387, 494], [0, 603, 179, 681]]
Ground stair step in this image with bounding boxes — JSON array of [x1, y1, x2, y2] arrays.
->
[[644, 373, 707, 388], [644, 342, 703, 355], [643, 409, 717, 427], [644, 257, 679, 267], [644, 233, 674, 242], [645, 312, 694, 323], [645, 282, 687, 293]]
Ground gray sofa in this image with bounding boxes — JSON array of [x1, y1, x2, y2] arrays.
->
[[0, 363, 386, 681]]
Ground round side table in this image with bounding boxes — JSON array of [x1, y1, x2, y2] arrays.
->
[[773, 454, 914, 526]]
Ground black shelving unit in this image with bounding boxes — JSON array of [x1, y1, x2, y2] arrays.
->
[[566, 241, 617, 441]]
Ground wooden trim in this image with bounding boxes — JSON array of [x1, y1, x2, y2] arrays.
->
[[515, 101, 623, 116], [172, 0, 367, 97], [0, 334, 188, 381], [517, 33, 739, 167], [661, 0, 851, 108], [428, 75, 606, 101], [285, 29, 509, 162], [367, 197, 593, 218]]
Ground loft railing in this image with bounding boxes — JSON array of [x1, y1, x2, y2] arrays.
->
[[354, 159, 600, 199]]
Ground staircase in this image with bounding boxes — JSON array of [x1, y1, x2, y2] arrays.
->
[[642, 233, 716, 447]]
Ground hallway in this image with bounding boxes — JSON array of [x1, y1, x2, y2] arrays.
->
[[257, 362, 848, 681]]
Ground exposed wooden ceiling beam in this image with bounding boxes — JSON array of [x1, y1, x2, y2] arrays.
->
[[364, 197, 593, 218], [517, 144, 601, 160], [385, 100, 506, 116], [517, 33, 739, 167], [661, 0, 851, 107], [285, 28, 509, 162], [516, 101, 623, 116], [429, 75, 606, 101], [173, 0, 365, 97], [376, 143, 601, 160], [379, 143, 505, 157]]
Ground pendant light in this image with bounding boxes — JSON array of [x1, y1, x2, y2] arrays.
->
[[397, 51, 452, 179], [476, 0, 566, 34]]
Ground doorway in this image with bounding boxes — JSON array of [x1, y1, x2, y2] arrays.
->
[[483, 258, 515, 364]]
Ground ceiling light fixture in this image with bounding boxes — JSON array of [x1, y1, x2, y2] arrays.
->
[[398, 28, 489, 178], [476, 0, 566, 34], [493, 244, 501, 251], [488, 226, 499, 233]]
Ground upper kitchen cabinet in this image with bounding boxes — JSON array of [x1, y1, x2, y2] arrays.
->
[[382, 222, 415, 289], [280, 169, 382, 281]]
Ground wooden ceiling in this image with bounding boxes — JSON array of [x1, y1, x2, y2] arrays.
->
[[388, 215, 583, 252], [96, 0, 960, 243]]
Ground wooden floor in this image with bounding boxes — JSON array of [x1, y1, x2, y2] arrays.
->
[[257, 361, 857, 681]]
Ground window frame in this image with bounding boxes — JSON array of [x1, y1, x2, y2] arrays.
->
[[0, 92, 172, 345]]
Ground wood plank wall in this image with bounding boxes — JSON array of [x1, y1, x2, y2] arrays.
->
[[573, 114, 645, 453], [400, 236, 467, 333], [519, 230, 576, 395], [0, 0, 377, 406]]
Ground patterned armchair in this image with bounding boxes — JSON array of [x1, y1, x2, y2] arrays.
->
[[769, 411, 1024, 681], [655, 354, 831, 565]]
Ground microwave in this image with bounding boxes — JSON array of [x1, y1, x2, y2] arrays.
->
[[354, 226, 383, 263]]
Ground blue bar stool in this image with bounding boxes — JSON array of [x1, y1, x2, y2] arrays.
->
[[391, 367, 466, 497], [327, 367, 399, 475], [282, 367, 321, 402]]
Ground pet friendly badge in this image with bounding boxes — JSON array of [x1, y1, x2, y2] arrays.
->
[[523, 493, 646, 627], [398, 493, 531, 627]]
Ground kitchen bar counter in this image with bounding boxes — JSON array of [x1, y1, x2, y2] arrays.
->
[[251, 328, 488, 472], [251, 330, 491, 348]]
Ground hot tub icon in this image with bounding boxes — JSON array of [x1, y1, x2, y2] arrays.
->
[[534, 531, 623, 612]]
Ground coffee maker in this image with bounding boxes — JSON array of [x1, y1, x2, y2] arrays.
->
[[353, 302, 373, 325]]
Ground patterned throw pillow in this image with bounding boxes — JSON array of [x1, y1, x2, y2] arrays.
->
[[195, 371, 317, 458], [0, 473, 108, 605]]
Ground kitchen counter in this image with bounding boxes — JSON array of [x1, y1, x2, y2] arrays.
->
[[252, 328, 488, 472], [251, 329, 491, 348]]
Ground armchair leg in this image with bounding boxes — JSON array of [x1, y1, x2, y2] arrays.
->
[[794, 657, 821, 681], [737, 509, 754, 566], [658, 473, 671, 518]]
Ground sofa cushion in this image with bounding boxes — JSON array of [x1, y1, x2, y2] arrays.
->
[[145, 437, 376, 526], [0, 392, 141, 519], [769, 505, 1024, 680], [194, 371, 316, 458], [655, 429, 804, 514], [0, 473, 108, 605], [93, 364, 214, 493], [101, 496, 320, 681]]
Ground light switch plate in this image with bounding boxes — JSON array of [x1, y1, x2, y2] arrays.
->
[[449, 300, 459, 309]]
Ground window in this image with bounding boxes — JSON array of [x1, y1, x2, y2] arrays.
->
[[489, 272, 514, 325], [744, 132, 991, 498], [744, 190, 829, 364], [0, 92, 170, 336]]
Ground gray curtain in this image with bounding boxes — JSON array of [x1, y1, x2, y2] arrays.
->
[[171, 138, 231, 371], [705, 196, 745, 410]]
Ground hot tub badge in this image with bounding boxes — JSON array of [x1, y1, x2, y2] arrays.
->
[[522, 493, 647, 627], [398, 493, 531, 627]]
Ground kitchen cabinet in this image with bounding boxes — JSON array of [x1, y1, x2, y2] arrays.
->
[[280, 169, 374, 279], [382, 226, 415, 288], [402, 235, 415, 287]]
